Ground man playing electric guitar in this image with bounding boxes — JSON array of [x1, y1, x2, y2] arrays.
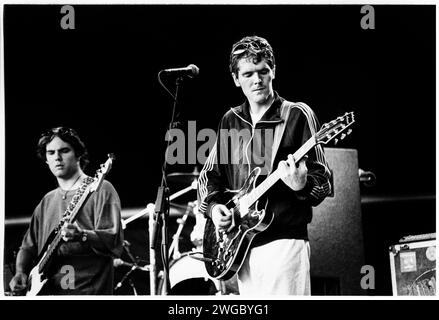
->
[[198, 36, 332, 295], [9, 127, 123, 295]]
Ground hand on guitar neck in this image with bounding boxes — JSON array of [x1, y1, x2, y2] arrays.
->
[[60, 222, 85, 242], [277, 154, 308, 191]]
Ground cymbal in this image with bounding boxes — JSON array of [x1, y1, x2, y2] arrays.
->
[[167, 168, 199, 184]]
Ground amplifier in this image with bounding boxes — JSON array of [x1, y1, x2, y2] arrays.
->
[[389, 234, 436, 296]]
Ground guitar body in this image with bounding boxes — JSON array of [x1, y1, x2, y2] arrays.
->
[[26, 264, 48, 296], [203, 167, 274, 280], [25, 228, 58, 296]]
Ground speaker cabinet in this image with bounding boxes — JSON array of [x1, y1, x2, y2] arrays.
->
[[309, 148, 365, 295]]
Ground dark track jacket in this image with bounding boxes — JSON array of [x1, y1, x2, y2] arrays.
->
[[198, 92, 332, 246]]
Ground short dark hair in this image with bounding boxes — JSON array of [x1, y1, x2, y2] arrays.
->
[[37, 127, 89, 169], [229, 35, 275, 76]]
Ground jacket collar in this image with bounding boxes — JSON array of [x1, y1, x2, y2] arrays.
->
[[231, 91, 284, 125]]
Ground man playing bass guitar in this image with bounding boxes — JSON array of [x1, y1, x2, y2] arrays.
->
[[9, 127, 123, 295], [198, 36, 332, 295]]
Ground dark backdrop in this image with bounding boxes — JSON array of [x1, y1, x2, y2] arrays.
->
[[2, 4, 436, 295]]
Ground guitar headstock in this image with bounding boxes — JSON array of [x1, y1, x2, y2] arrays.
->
[[316, 112, 355, 145], [89, 153, 115, 192]]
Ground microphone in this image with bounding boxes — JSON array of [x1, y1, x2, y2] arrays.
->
[[187, 253, 214, 263], [189, 256, 214, 263], [161, 64, 199, 78], [113, 258, 134, 268], [359, 168, 377, 187], [113, 258, 150, 271]]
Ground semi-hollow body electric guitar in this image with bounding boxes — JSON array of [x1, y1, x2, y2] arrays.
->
[[203, 112, 355, 280]]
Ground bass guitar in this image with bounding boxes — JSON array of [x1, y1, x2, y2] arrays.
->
[[203, 112, 355, 280], [25, 154, 115, 296]]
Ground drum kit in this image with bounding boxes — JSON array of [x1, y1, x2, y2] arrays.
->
[[116, 168, 239, 296]]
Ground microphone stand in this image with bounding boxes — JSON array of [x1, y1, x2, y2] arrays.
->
[[114, 242, 147, 294], [151, 75, 183, 295], [148, 204, 156, 295], [114, 265, 137, 293]]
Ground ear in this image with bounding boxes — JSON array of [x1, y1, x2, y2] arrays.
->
[[231, 73, 241, 87], [272, 66, 276, 79]]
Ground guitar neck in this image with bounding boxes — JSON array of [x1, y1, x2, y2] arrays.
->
[[38, 187, 92, 274], [246, 135, 317, 206]]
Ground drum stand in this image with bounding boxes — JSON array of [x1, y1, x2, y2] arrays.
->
[[114, 241, 149, 295], [114, 266, 138, 295], [168, 201, 196, 260], [121, 182, 198, 295]]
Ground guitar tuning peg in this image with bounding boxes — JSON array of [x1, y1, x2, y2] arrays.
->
[[334, 138, 339, 145], [341, 133, 346, 140], [347, 129, 352, 135]]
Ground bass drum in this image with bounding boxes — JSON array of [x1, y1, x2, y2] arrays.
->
[[159, 252, 219, 295], [158, 252, 239, 295]]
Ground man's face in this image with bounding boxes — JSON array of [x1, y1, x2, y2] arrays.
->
[[232, 58, 275, 106], [45, 136, 80, 179]]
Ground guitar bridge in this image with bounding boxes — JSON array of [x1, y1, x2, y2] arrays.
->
[[214, 261, 225, 272]]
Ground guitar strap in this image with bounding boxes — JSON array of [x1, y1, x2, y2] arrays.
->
[[270, 100, 294, 172]]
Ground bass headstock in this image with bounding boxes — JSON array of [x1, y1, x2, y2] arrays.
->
[[89, 153, 115, 192]]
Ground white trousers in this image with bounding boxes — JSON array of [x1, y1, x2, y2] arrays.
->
[[237, 239, 311, 295]]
